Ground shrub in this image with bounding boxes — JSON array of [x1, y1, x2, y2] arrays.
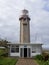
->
[[35, 55, 43, 60], [0, 49, 8, 57], [1, 53, 8, 57], [43, 55, 49, 61], [42, 52, 49, 61], [44, 60, 49, 65]]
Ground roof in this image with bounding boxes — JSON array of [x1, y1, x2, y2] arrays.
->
[[7, 42, 43, 45]]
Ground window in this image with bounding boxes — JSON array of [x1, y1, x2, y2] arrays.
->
[[12, 45, 19, 48], [11, 48, 15, 52], [32, 51, 36, 53], [16, 46, 19, 48], [32, 47, 36, 53], [16, 48, 19, 52], [11, 45, 19, 53]]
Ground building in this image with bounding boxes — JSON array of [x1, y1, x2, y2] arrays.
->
[[8, 9, 42, 58]]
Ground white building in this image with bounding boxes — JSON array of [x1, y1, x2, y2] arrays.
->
[[8, 9, 42, 58]]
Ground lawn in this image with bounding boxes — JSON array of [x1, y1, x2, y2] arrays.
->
[[0, 57, 17, 65], [0, 49, 17, 65]]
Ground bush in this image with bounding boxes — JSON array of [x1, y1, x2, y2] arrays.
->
[[1, 53, 8, 57], [43, 55, 49, 61], [44, 60, 49, 65], [0, 49, 8, 57], [42, 52, 49, 61], [36, 55, 49, 65], [35, 55, 43, 60]]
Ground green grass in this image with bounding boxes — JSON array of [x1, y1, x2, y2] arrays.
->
[[0, 49, 18, 65], [0, 57, 17, 65], [35, 55, 49, 65], [0, 49, 5, 56], [36, 59, 49, 65]]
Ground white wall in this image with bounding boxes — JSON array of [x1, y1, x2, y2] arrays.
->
[[31, 45, 42, 57], [9, 44, 42, 57], [10, 53, 20, 57], [10, 45, 20, 57]]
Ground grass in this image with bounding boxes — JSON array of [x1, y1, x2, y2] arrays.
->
[[36, 59, 49, 65], [0, 57, 17, 65], [35, 55, 49, 65], [0, 49, 18, 65], [0, 49, 6, 56]]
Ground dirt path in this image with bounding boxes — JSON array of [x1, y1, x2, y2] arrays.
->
[[16, 58, 38, 65]]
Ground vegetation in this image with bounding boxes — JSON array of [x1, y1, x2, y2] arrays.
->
[[35, 54, 49, 65], [0, 49, 6, 56], [0, 49, 17, 65], [35, 55, 43, 60], [36, 59, 49, 65], [0, 49, 8, 57], [0, 39, 9, 47], [0, 57, 17, 65], [0, 39, 18, 65]]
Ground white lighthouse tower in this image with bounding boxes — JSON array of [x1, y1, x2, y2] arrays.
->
[[19, 9, 30, 43]]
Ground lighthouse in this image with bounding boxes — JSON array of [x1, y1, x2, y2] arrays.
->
[[19, 9, 30, 43]]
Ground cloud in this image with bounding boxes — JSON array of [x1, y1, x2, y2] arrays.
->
[[0, 0, 49, 50], [43, 0, 49, 11]]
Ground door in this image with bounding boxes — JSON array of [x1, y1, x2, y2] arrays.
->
[[20, 48, 23, 57], [24, 48, 27, 57], [28, 48, 31, 57]]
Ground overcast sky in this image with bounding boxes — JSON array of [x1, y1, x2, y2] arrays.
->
[[0, 0, 49, 49]]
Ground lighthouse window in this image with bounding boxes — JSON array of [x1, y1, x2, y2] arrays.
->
[[32, 51, 36, 53], [23, 24, 27, 25], [24, 18, 26, 21], [16, 48, 19, 52], [11, 45, 19, 53], [23, 24, 27, 32], [32, 47, 36, 53], [11, 48, 19, 53]]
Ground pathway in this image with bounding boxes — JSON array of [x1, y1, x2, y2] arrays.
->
[[16, 58, 38, 65]]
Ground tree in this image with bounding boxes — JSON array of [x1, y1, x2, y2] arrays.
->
[[0, 39, 9, 48]]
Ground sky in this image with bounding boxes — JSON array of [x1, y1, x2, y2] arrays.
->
[[0, 0, 49, 49]]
